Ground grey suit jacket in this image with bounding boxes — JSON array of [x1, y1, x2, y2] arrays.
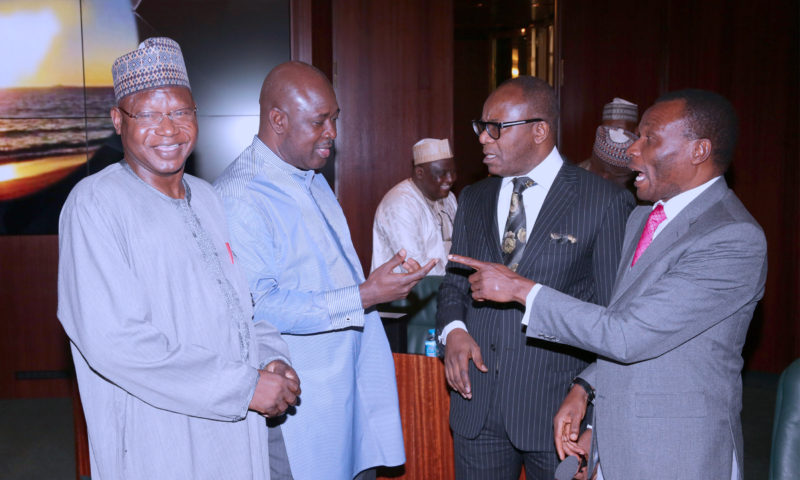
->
[[437, 161, 635, 451], [529, 178, 767, 479]]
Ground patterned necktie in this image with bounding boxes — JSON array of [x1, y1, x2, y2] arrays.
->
[[631, 203, 667, 267], [502, 176, 536, 272]]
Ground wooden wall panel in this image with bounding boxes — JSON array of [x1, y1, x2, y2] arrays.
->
[[452, 35, 493, 192], [331, 0, 454, 272], [290, 0, 314, 63], [707, 0, 800, 373], [559, 0, 800, 372], [0, 235, 71, 397], [558, 0, 663, 164], [378, 354, 455, 479], [290, 0, 333, 79]]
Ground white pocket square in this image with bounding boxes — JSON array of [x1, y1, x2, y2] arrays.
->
[[550, 232, 577, 244]]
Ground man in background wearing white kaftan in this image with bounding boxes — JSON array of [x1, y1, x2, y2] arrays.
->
[[57, 38, 300, 480], [215, 61, 435, 480], [372, 138, 458, 276]]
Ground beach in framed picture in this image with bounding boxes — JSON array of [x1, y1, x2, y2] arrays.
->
[[0, 0, 137, 234]]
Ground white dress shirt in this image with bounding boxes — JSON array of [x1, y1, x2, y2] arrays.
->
[[440, 146, 563, 344], [521, 175, 723, 325]]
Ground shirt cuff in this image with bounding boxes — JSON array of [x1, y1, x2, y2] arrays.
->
[[520, 283, 544, 326], [239, 367, 261, 421], [325, 285, 365, 329], [258, 355, 292, 371], [439, 320, 467, 345]]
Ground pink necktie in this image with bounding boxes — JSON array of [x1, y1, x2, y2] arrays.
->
[[631, 204, 666, 266]]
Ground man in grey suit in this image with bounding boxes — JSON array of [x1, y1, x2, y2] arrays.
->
[[451, 89, 766, 479], [436, 76, 635, 479]]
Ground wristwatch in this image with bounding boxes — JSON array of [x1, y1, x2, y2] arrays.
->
[[570, 376, 595, 403]]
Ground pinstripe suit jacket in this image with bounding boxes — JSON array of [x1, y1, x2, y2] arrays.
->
[[437, 161, 635, 451]]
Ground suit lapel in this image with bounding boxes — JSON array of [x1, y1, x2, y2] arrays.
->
[[614, 207, 649, 285], [516, 163, 577, 274], [480, 177, 504, 263], [613, 179, 730, 296]]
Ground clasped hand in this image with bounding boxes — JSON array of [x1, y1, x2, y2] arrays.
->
[[248, 360, 301, 418]]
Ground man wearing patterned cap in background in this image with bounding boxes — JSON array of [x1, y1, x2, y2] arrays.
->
[[372, 138, 458, 276], [58, 37, 299, 479], [579, 98, 639, 190]]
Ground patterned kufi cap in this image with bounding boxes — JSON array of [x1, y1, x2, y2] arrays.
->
[[592, 126, 638, 168], [413, 138, 453, 165], [112, 37, 191, 102], [602, 97, 638, 123]]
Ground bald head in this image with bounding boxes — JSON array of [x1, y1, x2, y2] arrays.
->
[[478, 76, 559, 176], [258, 61, 340, 170], [496, 76, 559, 141], [258, 62, 331, 112]]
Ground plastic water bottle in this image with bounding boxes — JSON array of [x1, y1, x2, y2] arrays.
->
[[424, 328, 438, 357]]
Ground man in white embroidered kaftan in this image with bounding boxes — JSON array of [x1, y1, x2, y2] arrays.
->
[[372, 138, 458, 276]]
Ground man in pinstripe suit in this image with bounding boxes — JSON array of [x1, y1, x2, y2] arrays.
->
[[451, 90, 765, 480], [436, 76, 635, 479]]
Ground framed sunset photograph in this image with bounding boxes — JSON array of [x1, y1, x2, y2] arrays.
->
[[0, 0, 290, 234], [0, 0, 137, 234]]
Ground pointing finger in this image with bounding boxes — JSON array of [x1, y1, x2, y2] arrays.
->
[[447, 254, 490, 271]]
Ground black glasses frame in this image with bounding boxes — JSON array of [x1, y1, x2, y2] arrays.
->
[[472, 118, 545, 140]]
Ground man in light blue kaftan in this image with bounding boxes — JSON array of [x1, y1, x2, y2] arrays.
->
[[57, 38, 300, 479], [215, 61, 435, 480]]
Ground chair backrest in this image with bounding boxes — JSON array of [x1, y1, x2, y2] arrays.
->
[[769, 358, 800, 479], [402, 275, 444, 354]]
